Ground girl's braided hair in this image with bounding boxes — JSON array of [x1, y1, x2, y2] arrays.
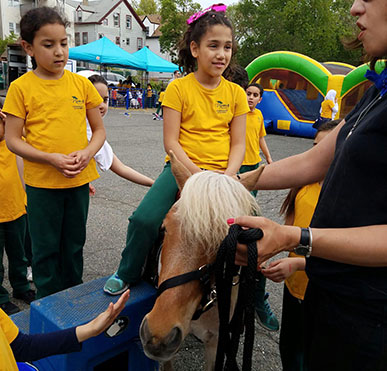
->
[[178, 11, 236, 79]]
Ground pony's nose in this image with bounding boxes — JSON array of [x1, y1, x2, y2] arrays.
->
[[140, 317, 183, 360]]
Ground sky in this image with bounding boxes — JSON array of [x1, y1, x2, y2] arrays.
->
[[196, 0, 236, 10]]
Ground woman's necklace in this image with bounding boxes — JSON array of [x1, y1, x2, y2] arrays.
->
[[345, 92, 382, 140]]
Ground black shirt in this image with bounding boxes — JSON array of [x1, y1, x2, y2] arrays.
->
[[306, 84, 387, 300]]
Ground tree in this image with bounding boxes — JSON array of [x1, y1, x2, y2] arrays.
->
[[159, 0, 200, 63], [229, 0, 361, 67], [135, 0, 158, 16], [0, 32, 18, 56]]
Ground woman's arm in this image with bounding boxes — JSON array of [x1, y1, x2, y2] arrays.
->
[[69, 107, 106, 172], [224, 113, 246, 176], [259, 137, 272, 164], [163, 107, 201, 174], [241, 119, 345, 190], [5, 114, 81, 178], [232, 216, 387, 268]]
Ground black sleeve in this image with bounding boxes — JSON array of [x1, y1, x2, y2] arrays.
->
[[10, 327, 82, 362]]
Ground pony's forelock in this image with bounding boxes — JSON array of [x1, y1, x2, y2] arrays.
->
[[174, 171, 260, 258]]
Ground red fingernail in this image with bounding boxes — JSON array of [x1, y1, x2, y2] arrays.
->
[[227, 218, 235, 225]]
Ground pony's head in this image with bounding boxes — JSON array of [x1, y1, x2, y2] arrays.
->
[[140, 152, 264, 362]]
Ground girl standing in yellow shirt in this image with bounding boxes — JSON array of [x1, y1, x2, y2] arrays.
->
[[4, 7, 106, 299], [104, 3, 249, 294]]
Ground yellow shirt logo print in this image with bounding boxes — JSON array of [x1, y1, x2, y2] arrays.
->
[[72, 96, 85, 109], [216, 100, 230, 114]]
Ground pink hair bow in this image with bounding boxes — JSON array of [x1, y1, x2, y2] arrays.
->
[[186, 3, 227, 25]]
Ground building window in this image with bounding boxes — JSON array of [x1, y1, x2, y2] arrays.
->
[[8, 0, 19, 6], [113, 13, 120, 27], [75, 32, 80, 46], [82, 32, 88, 44], [102, 18, 108, 26], [9, 22, 15, 33], [145, 27, 149, 36], [137, 37, 143, 50], [116, 37, 120, 45], [126, 38, 130, 45], [126, 15, 132, 29], [99, 33, 104, 39], [77, 10, 82, 22]]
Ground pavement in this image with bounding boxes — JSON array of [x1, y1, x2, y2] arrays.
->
[[4, 107, 313, 370]]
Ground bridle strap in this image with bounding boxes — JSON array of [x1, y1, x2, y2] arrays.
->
[[157, 263, 214, 298]]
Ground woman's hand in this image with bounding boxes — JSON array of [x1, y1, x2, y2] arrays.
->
[[230, 216, 300, 267], [75, 290, 130, 342], [261, 257, 305, 282]]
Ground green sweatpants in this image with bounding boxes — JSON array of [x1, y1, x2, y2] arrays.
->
[[117, 162, 178, 283], [26, 184, 89, 299], [239, 163, 259, 198], [0, 214, 30, 304]]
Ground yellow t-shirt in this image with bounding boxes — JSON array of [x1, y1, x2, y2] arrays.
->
[[3, 70, 102, 189], [285, 182, 321, 300], [147, 88, 152, 98], [0, 140, 26, 223], [158, 91, 165, 103], [0, 309, 19, 371], [320, 99, 335, 119], [162, 73, 249, 170], [243, 109, 266, 165]]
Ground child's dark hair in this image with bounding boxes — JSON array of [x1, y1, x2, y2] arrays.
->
[[279, 119, 340, 220], [247, 83, 264, 97], [178, 10, 236, 77], [88, 74, 108, 86], [231, 65, 249, 90], [20, 7, 69, 44]]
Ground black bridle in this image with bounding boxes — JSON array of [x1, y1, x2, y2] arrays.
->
[[156, 261, 219, 320]]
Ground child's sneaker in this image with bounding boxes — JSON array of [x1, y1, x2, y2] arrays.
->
[[255, 293, 279, 331], [104, 272, 129, 295]]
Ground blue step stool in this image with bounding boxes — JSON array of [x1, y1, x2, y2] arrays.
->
[[12, 277, 158, 371]]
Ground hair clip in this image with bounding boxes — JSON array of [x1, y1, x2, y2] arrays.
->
[[186, 3, 227, 25]]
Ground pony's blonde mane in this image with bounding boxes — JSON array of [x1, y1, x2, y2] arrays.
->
[[174, 171, 260, 257]]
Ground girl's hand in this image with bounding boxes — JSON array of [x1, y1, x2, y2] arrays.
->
[[49, 153, 81, 178], [69, 149, 93, 171], [261, 257, 305, 282], [75, 290, 130, 342], [89, 183, 96, 196], [230, 216, 300, 267]]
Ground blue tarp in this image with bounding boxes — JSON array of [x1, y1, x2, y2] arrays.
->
[[69, 37, 145, 70], [131, 47, 179, 73]]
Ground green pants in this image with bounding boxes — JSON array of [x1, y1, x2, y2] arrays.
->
[[239, 163, 259, 198], [117, 163, 178, 283], [26, 184, 89, 299], [0, 214, 30, 304]]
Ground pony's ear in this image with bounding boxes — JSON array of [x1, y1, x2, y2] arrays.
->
[[240, 164, 265, 191], [169, 150, 192, 190]]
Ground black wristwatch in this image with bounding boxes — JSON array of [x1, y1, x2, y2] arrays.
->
[[294, 227, 313, 258]]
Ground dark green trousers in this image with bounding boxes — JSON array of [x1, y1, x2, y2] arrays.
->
[[0, 214, 30, 304], [26, 184, 89, 299], [239, 163, 259, 198], [117, 163, 178, 283]]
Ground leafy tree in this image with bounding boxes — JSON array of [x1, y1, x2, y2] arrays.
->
[[229, 0, 361, 67], [0, 32, 18, 56], [135, 0, 158, 16], [159, 0, 200, 63]]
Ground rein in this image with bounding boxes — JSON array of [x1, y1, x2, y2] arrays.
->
[[215, 224, 263, 371]]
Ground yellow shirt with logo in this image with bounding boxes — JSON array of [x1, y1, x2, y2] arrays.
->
[[243, 109, 266, 165], [0, 309, 19, 371], [285, 182, 321, 300], [3, 70, 102, 189], [162, 73, 249, 170], [0, 140, 26, 223], [320, 99, 335, 119]]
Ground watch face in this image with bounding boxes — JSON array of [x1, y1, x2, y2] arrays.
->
[[295, 245, 309, 256]]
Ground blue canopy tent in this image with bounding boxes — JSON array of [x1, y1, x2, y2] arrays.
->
[[68, 37, 145, 70], [131, 47, 178, 73]]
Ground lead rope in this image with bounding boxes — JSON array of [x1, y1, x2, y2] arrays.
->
[[214, 224, 263, 371]]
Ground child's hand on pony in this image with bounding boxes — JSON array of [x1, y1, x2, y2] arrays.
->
[[75, 289, 130, 342]]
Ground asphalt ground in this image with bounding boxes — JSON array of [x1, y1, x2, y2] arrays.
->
[[4, 107, 312, 370]]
